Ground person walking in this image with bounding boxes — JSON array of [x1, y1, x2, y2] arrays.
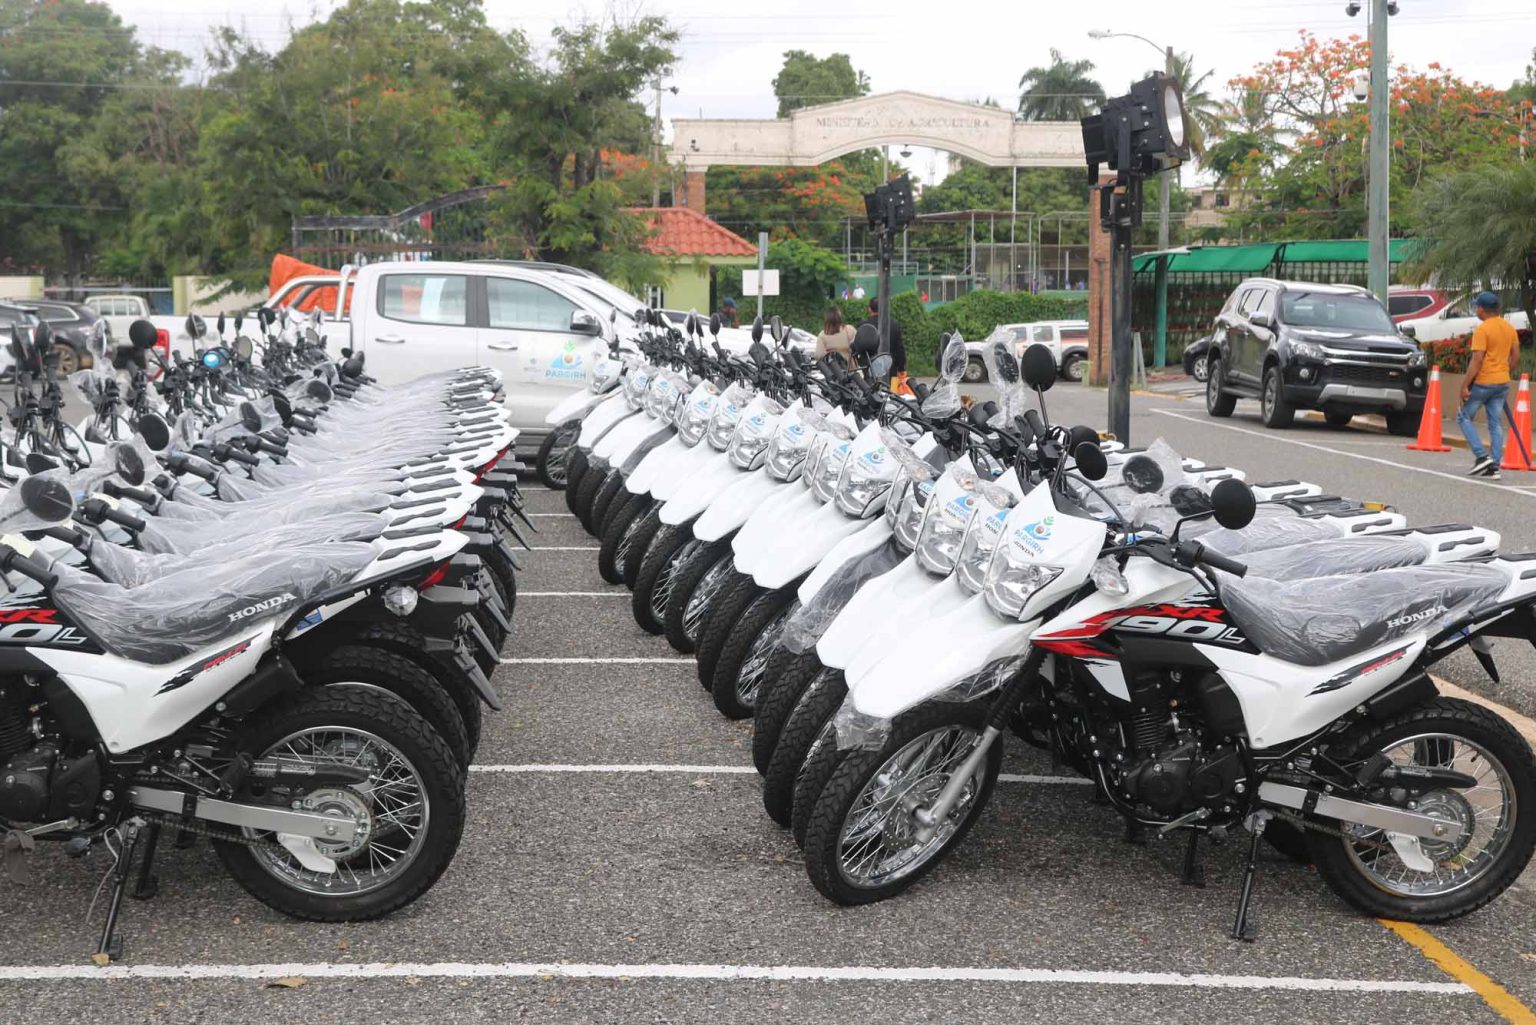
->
[[718, 297, 740, 329], [1458, 291, 1520, 480], [814, 306, 855, 365]]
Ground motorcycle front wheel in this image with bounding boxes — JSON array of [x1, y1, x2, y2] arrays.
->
[[1307, 697, 1536, 923], [537, 420, 581, 490], [802, 701, 1001, 905], [214, 687, 466, 921]]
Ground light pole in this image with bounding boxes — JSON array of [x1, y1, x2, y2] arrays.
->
[[1346, 0, 1398, 305], [651, 79, 679, 207], [1089, 30, 1176, 368]]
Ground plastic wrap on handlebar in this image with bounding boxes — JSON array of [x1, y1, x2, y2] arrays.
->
[[251, 436, 288, 457], [2, 550, 57, 587], [218, 445, 261, 467], [101, 505, 147, 532], [165, 453, 218, 481]]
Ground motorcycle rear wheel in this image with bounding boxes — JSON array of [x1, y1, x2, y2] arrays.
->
[[214, 687, 465, 921], [297, 644, 471, 768], [1307, 697, 1535, 922]]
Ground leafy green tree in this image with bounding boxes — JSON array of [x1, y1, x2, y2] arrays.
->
[[771, 50, 869, 116], [1017, 49, 1103, 121], [1408, 162, 1536, 338]]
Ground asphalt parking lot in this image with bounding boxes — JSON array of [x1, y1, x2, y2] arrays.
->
[[2, 473, 1533, 1024]]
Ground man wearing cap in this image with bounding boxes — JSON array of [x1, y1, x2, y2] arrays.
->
[[1458, 291, 1520, 479], [718, 297, 739, 329]]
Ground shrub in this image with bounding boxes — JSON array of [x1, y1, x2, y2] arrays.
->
[[1426, 335, 1471, 374]]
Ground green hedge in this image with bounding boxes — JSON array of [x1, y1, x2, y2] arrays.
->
[[728, 290, 1087, 376]]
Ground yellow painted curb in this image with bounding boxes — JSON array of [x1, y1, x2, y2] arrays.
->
[[1432, 675, 1536, 749]]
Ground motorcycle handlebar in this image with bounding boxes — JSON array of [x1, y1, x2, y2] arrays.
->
[[0, 548, 57, 587], [1174, 540, 1248, 578]]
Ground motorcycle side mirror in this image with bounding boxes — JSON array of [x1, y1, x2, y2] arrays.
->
[[633, 307, 648, 326], [770, 315, 784, 344], [709, 313, 722, 337], [258, 307, 276, 329], [234, 311, 244, 333], [270, 391, 293, 425], [217, 312, 226, 338], [234, 336, 254, 361], [307, 379, 335, 403], [128, 319, 158, 350], [1020, 343, 1056, 391], [341, 353, 364, 379], [135, 413, 172, 451], [1073, 441, 1108, 481], [1210, 479, 1257, 531], [992, 344, 1020, 387], [34, 320, 53, 349], [939, 330, 967, 383], [185, 314, 205, 340], [1122, 454, 1165, 494], [748, 340, 771, 366], [750, 315, 764, 343], [89, 320, 109, 358], [239, 400, 263, 433], [870, 353, 893, 381], [686, 312, 699, 338], [19, 471, 73, 522], [112, 443, 146, 486], [24, 452, 60, 474]]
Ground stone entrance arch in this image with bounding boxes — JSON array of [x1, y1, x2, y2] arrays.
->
[[668, 92, 1081, 212]]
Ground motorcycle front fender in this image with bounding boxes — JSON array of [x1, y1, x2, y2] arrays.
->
[[576, 394, 635, 449], [694, 471, 789, 544], [652, 443, 725, 503], [797, 519, 893, 606], [741, 499, 869, 590], [838, 574, 973, 679], [544, 387, 604, 426], [845, 595, 1037, 721], [660, 457, 748, 527], [593, 412, 659, 462], [626, 435, 689, 496], [817, 556, 929, 670], [730, 483, 821, 561]]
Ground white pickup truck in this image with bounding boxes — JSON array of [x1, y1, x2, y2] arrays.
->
[[269, 260, 812, 447], [967, 319, 1090, 383], [84, 294, 182, 371]]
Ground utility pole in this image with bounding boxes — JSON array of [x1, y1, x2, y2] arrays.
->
[[1157, 45, 1173, 254], [651, 78, 663, 207], [1366, 0, 1391, 303]]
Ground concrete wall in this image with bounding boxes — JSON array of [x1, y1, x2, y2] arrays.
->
[[171, 276, 266, 315], [0, 276, 44, 300]]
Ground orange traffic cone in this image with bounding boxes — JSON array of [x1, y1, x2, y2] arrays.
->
[[1500, 374, 1533, 471], [1407, 365, 1451, 452]]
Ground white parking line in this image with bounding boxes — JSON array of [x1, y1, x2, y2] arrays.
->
[[0, 961, 1470, 993], [1151, 410, 1529, 496], [520, 591, 627, 597], [529, 546, 602, 551], [499, 657, 694, 665], [465, 763, 1090, 785], [528, 512, 570, 517]]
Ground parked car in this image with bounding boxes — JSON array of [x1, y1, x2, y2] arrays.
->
[[0, 302, 41, 378], [1181, 334, 1213, 382], [1396, 290, 1531, 344], [968, 320, 1089, 382], [1388, 286, 1451, 324], [83, 293, 177, 373], [1205, 278, 1428, 435], [13, 299, 104, 373]]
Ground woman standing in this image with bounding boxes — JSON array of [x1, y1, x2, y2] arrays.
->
[[815, 306, 855, 365]]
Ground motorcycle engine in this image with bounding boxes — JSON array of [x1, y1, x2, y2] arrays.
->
[[1124, 739, 1243, 815], [0, 743, 101, 824]]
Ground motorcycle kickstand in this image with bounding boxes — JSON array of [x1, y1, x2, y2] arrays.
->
[[1180, 830, 1206, 888], [1230, 821, 1265, 942], [132, 823, 161, 900], [97, 819, 146, 962]]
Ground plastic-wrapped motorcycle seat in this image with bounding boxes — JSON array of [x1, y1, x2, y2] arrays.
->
[[89, 512, 390, 587], [1187, 512, 1341, 555], [50, 541, 379, 665], [1219, 562, 1509, 667], [1239, 535, 1427, 581]]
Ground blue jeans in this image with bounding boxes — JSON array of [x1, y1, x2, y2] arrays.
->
[[1457, 383, 1509, 461]]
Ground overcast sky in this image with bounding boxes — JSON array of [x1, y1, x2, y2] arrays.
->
[[107, 0, 1536, 184]]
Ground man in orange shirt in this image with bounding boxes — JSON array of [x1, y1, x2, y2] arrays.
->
[[1458, 292, 1521, 479]]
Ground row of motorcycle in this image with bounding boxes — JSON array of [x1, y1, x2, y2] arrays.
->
[[0, 311, 521, 960], [548, 308, 1536, 938]]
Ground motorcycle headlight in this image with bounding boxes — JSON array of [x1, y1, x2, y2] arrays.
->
[[810, 437, 852, 502], [644, 374, 678, 419], [622, 367, 651, 410], [676, 386, 719, 446], [983, 559, 1063, 621], [915, 473, 980, 575], [726, 400, 782, 470], [706, 394, 747, 451], [590, 355, 619, 391], [955, 484, 1019, 596], [891, 476, 935, 548], [765, 417, 815, 481], [1290, 339, 1325, 362], [833, 442, 896, 518]]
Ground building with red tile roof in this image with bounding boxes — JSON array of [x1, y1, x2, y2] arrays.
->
[[627, 206, 757, 312]]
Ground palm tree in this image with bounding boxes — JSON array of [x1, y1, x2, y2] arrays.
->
[[1410, 162, 1536, 336], [1017, 49, 1104, 121]]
